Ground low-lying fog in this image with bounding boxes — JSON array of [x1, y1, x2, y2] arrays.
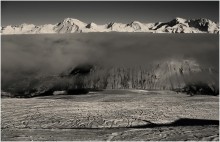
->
[[1, 33, 219, 95]]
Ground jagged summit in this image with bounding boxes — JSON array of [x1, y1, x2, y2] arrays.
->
[[62, 18, 86, 26], [173, 17, 187, 23], [188, 18, 219, 33], [1, 17, 219, 34], [127, 21, 142, 26]]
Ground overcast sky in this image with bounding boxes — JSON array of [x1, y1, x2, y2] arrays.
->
[[1, 1, 219, 26]]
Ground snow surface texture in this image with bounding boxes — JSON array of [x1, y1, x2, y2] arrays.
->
[[1, 17, 219, 34]]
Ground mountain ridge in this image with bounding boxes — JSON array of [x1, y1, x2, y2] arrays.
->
[[1, 17, 219, 34]]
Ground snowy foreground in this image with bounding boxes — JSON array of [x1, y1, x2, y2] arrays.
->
[[1, 90, 219, 141], [1, 17, 219, 34]]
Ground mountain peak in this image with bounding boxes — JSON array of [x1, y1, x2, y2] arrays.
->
[[1, 17, 219, 34], [131, 21, 141, 24], [20, 23, 35, 27], [86, 22, 97, 28], [63, 18, 79, 22], [62, 18, 87, 26], [174, 17, 187, 23]]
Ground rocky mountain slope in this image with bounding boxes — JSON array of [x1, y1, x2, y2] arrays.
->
[[1, 17, 219, 34], [4, 58, 217, 97], [64, 59, 217, 90]]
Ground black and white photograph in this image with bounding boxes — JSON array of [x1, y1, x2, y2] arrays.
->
[[1, 1, 219, 141]]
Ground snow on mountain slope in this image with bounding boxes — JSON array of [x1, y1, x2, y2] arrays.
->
[[83, 23, 109, 32], [188, 18, 219, 33], [1, 24, 36, 34], [35, 24, 56, 34], [1, 17, 219, 34], [54, 18, 87, 33]]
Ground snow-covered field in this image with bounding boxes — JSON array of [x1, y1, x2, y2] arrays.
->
[[1, 90, 219, 141]]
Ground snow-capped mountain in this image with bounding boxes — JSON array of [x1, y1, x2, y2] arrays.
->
[[151, 17, 219, 33], [1, 17, 219, 34]]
